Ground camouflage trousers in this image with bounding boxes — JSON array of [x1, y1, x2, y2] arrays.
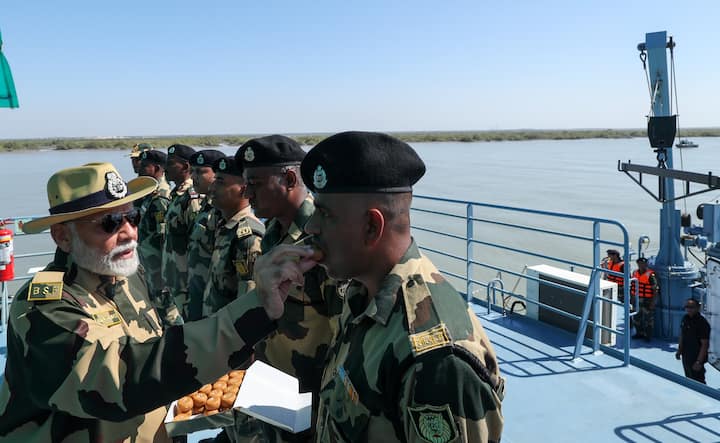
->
[[632, 297, 654, 338]]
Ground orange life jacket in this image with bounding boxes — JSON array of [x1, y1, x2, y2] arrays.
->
[[631, 270, 656, 298], [605, 260, 624, 286]]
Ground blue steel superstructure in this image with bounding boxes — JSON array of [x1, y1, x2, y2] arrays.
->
[[638, 31, 699, 339]]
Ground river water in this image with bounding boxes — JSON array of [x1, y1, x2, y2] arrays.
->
[[1, 137, 718, 292]]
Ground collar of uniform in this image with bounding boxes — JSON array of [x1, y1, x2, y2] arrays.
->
[[349, 239, 423, 326], [72, 265, 127, 296], [173, 177, 194, 195], [286, 196, 315, 242], [156, 176, 172, 198], [223, 205, 253, 229], [266, 195, 314, 245]]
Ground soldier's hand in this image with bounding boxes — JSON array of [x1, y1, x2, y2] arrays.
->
[[675, 350, 681, 360], [254, 245, 319, 320]]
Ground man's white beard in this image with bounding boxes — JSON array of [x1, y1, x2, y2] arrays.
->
[[68, 224, 139, 277]]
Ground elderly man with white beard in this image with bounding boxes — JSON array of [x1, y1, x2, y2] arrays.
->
[[0, 163, 294, 443]]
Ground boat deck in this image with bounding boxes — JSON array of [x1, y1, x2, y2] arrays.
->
[[478, 305, 720, 443]]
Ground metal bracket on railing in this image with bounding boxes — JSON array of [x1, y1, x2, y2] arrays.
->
[[627, 277, 640, 322], [486, 278, 506, 317]]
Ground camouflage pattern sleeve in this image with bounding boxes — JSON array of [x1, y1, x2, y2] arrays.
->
[[162, 182, 203, 319], [202, 213, 264, 317], [400, 349, 504, 443], [138, 194, 182, 327], [1, 289, 275, 423], [187, 205, 221, 321]]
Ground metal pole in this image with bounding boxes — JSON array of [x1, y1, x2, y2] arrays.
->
[[466, 203, 474, 307], [592, 222, 601, 353], [644, 31, 698, 339], [1, 281, 8, 332]]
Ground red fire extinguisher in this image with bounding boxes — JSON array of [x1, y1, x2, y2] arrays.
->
[[0, 227, 15, 281]]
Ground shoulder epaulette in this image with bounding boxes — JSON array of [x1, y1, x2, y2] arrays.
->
[[236, 218, 264, 239], [27, 271, 65, 302]]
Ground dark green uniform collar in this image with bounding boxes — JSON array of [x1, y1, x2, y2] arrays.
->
[[349, 239, 423, 326], [262, 196, 314, 251]]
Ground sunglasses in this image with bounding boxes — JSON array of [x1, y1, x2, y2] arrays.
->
[[76, 209, 141, 234]]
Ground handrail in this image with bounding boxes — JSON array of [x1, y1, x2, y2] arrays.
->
[[4, 203, 634, 366], [412, 194, 632, 366]]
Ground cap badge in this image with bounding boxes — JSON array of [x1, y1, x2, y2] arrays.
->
[[219, 159, 227, 171], [168, 146, 176, 154], [141, 151, 148, 160], [197, 154, 205, 165], [244, 147, 255, 162], [313, 165, 327, 189], [105, 171, 127, 199]]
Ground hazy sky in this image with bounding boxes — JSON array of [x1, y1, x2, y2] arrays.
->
[[1, 1, 718, 139]]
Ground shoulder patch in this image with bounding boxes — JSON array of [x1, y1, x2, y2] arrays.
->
[[236, 225, 253, 238], [92, 309, 122, 327], [409, 323, 452, 357], [27, 271, 65, 301], [408, 403, 459, 443]]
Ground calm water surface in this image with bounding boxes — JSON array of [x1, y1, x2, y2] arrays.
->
[[1, 137, 718, 289]]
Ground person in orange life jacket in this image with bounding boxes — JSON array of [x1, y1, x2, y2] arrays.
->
[[603, 249, 625, 300], [630, 257, 659, 341], [675, 298, 710, 384]]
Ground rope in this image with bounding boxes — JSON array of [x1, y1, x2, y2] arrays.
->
[[669, 40, 689, 214], [639, 50, 654, 116]]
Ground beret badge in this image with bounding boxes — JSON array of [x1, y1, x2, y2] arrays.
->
[[105, 171, 128, 199], [244, 147, 255, 162], [313, 165, 327, 189], [168, 146, 176, 154], [197, 154, 205, 165], [219, 159, 227, 171], [140, 151, 148, 160]]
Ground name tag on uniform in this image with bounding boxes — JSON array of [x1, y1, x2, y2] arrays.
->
[[93, 309, 122, 327], [409, 323, 452, 356], [234, 259, 250, 277], [337, 366, 359, 404], [27, 271, 65, 301]]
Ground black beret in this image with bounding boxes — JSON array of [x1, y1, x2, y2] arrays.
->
[[235, 135, 305, 167], [636, 257, 648, 264], [212, 156, 244, 176], [190, 149, 225, 167], [167, 144, 196, 161], [139, 149, 167, 166], [301, 131, 426, 193], [607, 249, 620, 256]]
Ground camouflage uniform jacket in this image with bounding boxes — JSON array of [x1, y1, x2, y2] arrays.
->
[[0, 249, 277, 443], [137, 176, 180, 328], [254, 197, 344, 394], [316, 240, 504, 443], [202, 205, 265, 317], [162, 177, 203, 319], [187, 199, 223, 321]]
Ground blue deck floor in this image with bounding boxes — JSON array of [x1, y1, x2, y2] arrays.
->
[[475, 307, 720, 443]]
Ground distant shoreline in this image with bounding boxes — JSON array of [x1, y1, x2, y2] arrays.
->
[[2, 128, 719, 152]]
